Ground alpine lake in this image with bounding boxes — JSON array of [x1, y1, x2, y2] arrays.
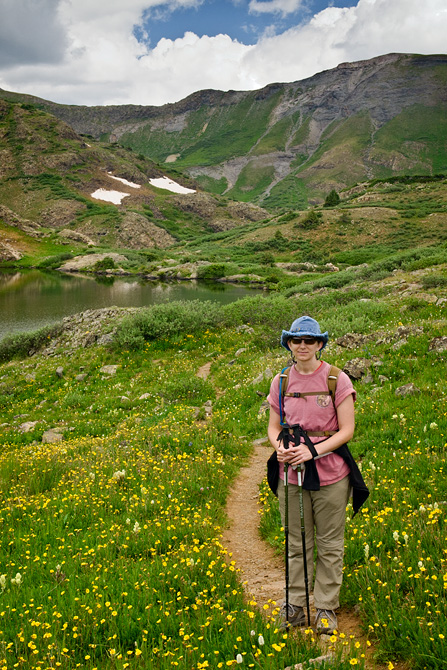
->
[[0, 269, 264, 342]]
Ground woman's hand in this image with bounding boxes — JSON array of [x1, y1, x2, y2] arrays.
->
[[277, 441, 313, 466]]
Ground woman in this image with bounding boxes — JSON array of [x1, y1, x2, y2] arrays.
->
[[267, 315, 367, 633]]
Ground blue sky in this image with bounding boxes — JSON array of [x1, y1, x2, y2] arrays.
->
[[141, 0, 358, 46], [0, 0, 445, 106]]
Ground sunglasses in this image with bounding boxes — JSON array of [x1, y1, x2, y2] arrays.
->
[[289, 337, 318, 345]]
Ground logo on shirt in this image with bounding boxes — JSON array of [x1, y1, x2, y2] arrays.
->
[[316, 394, 331, 408]]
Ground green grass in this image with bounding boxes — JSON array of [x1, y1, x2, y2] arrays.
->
[[372, 105, 447, 173], [0, 260, 446, 669], [193, 175, 228, 195], [262, 174, 308, 210], [252, 115, 294, 155], [226, 163, 275, 203]]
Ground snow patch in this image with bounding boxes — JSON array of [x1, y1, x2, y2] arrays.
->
[[149, 176, 196, 194], [91, 189, 130, 204], [107, 172, 141, 189]]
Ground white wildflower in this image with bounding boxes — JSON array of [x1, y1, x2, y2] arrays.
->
[[133, 521, 141, 534], [258, 635, 265, 646], [11, 572, 22, 586], [403, 533, 409, 545], [126, 518, 131, 525], [364, 544, 370, 560], [393, 531, 399, 543], [0, 574, 6, 591], [430, 422, 438, 430], [236, 654, 243, 664], [112, 469, 126, 483]]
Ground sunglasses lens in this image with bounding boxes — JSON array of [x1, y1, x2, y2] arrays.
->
[[291, 337, 317, 345]]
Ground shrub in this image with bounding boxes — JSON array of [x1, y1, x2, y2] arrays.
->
[[154, 373, 215, 404], [221, 295, 299, 340], [295, 209, 322, 229], [421, 274, 447, 288], [112, 300, 222, 350], [258, 252, 275, 266], [0, 324, 63, 362], [36, 253, 74, 270], [324, 189, 340, 207], [93, 257, 116, 272], [196, 263, 228, 280]]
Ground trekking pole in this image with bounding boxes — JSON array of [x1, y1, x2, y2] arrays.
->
[[284, 460, 290, 626], [297, 463, 311, 627]]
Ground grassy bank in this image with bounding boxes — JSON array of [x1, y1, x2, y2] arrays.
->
[[0, 270, 446, 669]]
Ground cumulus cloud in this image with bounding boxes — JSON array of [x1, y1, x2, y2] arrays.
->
[[0, 0, 446, 106]]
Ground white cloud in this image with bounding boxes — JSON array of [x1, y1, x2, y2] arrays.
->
[[0, 0, 446, 106], [248, 0, 303, 16]]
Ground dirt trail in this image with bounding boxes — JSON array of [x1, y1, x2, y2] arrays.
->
[[222, 441, 285, 608], [222, 442, 363, 634]]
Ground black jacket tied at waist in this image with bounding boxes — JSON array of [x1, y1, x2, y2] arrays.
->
[[277, 424, 369, 516]]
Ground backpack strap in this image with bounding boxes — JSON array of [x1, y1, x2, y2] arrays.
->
[[327, 365, 341, 407], [279, 366, 291, 426]]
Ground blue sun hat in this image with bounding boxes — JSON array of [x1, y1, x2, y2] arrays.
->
[[280, 315, 329, 351]]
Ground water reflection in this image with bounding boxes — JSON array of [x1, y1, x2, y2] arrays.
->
[[0, 269, 262, 341]]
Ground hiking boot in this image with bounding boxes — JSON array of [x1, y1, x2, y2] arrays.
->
[[279, 603, 306, 628], [315, 608, 337, 635]]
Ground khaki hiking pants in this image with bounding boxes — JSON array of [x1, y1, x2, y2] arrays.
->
[[277, 475, 350, 611]]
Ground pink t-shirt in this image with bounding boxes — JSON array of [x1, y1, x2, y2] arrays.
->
[[267, 361, 356, 486]]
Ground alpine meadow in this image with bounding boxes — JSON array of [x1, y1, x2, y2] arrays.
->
[[0, 52, 446, 670]]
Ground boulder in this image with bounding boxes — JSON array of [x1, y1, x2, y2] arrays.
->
[[19, 421, 38, 433], [42, 428, 64, 444], [58, 253, 127, 272], [395, 383, 421, 397], [336, 333, 371, 349], [428, 337, 447, 353], [342, 358, 372, 380], [100, 365, 119, 375]]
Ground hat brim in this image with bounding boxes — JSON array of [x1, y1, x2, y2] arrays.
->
[[281, 329, 329, 351]]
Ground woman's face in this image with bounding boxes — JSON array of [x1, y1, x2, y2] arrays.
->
[[288, 336, 323, 361]]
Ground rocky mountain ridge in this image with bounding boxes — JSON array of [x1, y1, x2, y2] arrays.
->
[[2, 53, 446, 208]]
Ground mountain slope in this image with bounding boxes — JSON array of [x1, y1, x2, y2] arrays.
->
[[0, 99, 268, 260], [2, 53, 446, 209]]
